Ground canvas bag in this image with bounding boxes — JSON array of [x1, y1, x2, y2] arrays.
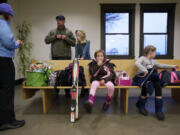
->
[[26, 70, 50, 86]]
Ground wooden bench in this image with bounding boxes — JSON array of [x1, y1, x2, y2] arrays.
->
[[22, 59, 180, 114]]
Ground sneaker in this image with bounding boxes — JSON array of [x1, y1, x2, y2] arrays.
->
[[0, 120, 25, 131]]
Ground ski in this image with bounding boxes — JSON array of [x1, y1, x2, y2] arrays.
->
[[70, 58, 79, 123]]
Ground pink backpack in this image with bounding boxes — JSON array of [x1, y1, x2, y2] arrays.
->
[[159, 68, 180, 85], [114, 71, 132, 86]]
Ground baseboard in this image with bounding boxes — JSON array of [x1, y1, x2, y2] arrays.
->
[[15, 78, 24, 85]]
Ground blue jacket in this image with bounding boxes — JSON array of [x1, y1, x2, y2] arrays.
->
[[0, 18, 19, 58], [75, 40, 91, 60]]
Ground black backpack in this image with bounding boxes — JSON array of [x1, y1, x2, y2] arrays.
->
[[159, 69, 180, 86], [55, 64, 86, 87]]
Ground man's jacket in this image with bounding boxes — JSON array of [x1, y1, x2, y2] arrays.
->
[[45, 27, 75, 58]]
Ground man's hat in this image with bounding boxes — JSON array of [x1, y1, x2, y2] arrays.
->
[[56, 15, 65, 20]]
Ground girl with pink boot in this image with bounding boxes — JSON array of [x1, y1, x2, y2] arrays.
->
[[84, 50, 116, 113]]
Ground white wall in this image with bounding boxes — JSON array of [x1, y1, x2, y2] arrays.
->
[[8, 0, 21, 79], [8, 0, 180, 79]]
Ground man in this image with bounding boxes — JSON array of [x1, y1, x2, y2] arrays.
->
[[0, 3, 25, 131], [45, 15, 76, 97]]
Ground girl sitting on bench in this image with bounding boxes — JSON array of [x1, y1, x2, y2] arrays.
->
[[133, 45, 178, 121], [84, 50, 116, 113]]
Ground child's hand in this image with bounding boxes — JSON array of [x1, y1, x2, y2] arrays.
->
[[140, 72, 147, 77], [100, 80, 105, 86], [174, 65, 179, 69], [98, 61, 103, 66]]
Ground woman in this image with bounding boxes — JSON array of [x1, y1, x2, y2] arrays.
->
[[75, 30, 91, 97], [0, 3, 25, 131], [75, 30, 91, 60]]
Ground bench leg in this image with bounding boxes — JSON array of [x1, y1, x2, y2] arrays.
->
[[22, 88, 39, 99], [42, 89, 55, 114], [114, 88, 119, 103], [171, 88, 180, 101], [120, 88, 129, 114]]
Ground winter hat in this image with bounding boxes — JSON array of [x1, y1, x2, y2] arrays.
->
[[0, 3, 14, 16]]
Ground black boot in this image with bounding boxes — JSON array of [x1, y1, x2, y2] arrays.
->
[[84, 95, 94, 113], [136, 97, 148, 116], [0, 120, 25, 131], [155, 98, 165, 121], [102, 96, 112, 111], [84, 101, 93, 113]]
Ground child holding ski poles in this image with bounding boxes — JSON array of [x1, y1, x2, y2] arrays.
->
[[84, 50, 116, 113], [133, 45, 178, 121]]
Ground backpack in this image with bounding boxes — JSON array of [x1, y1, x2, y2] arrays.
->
[[159, 68, 180, 86], [55, 63, 86, 87], [114, 71, 132, 86]]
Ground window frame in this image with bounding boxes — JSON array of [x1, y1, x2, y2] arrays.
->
[[101, 4, 135, 59], [140, 4, 176, 59]]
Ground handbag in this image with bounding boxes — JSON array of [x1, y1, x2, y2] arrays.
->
[[114, 71, 132, 86]]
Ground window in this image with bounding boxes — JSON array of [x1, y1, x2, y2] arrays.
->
[[140, 4, 176, 59], [101, 4, 135, 59]]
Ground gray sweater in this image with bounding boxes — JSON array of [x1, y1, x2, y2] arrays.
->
[[135, 56, 175, 74]]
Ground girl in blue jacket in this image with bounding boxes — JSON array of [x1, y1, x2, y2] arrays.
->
[[75, 30, 91, 60]]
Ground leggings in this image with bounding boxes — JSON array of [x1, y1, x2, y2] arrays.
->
[[141, 82, 162, 97], [89, 80, 114, 97]]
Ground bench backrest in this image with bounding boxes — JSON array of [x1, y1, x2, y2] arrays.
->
[[47, 60, 180, 86]]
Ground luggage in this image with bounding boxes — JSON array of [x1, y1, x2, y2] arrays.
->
[[114, 71, 132, 86], [159, 68, 180, 86]]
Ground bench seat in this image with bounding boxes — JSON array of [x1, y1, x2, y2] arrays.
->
[[22, 59, 180, 114]]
